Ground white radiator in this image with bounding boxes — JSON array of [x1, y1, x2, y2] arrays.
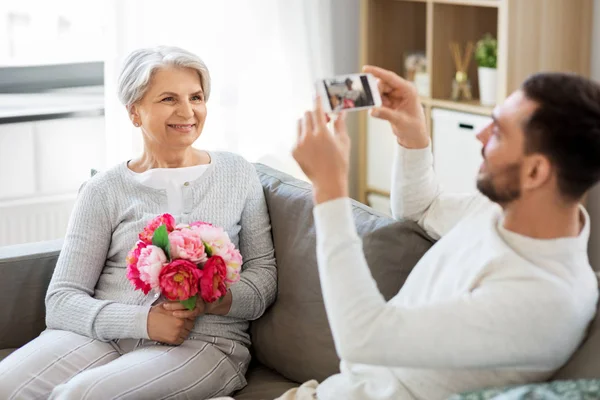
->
[[0, 194, 76, 246]]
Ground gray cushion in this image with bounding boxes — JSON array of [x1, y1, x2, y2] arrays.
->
[[553, 274, 600, 380], [0, 239, 62, 350], [250, 164, 433, 384], [235, 363, 298, 400], [0, 348, 16, 362], [362, 220, 434, 301]]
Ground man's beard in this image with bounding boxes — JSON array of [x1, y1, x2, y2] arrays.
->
[[476, 162, 522, 204]]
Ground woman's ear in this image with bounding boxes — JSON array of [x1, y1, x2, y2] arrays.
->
[[127, 104, 141, 127]]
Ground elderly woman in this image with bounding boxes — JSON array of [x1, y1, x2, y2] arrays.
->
[[0, 46, 277, 399]]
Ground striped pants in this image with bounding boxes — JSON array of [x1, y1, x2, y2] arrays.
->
[[0, 329, 250, 400]]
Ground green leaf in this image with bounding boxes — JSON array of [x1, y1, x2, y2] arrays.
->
[[152, 224, 171, 260], [180, 296, 197, 311], [474, 33, 497, 68], [204, 242, 213, 258]]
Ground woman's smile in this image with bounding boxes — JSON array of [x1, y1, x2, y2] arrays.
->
[[167, 123, 196, 133]]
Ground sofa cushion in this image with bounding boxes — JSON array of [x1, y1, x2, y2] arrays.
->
[[0, 348, 16, 362], [234, 362, 298, 400], [251, 164, 434, 384], [553, 273, 600, 380], [362, 219, 434, 301], [0, 239, 62, 350]]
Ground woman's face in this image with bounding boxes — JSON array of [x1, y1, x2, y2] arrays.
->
[[130, 66, 207, 150]]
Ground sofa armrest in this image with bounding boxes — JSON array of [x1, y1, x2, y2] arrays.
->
[[0, 239, 62, 349]]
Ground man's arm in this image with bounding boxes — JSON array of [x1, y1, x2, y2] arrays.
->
[[391, 143, 491, 240], [314, 198, 586, 369]]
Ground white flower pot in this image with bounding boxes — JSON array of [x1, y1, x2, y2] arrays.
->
[[478, 67, 497, 106]]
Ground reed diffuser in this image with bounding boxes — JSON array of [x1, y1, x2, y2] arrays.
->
[[449, 41, 474, 101]]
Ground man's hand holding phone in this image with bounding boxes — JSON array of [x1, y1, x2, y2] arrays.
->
[[293, 98, 350, 205], [293, 66, 430, 205], [364, 65, 430, 149]]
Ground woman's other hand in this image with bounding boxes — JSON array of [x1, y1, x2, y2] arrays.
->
[[162, 297, 206, 319], [147, 303, 196, 345]]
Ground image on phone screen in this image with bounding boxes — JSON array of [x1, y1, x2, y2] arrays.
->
[[323, 75, 375, 112]]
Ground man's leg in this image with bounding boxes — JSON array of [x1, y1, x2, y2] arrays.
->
[[51, 335, 251, 399], [0, 329, 120, 399]]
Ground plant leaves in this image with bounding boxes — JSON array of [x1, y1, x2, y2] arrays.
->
[[180, 296, 197, 311], [475, 33, 497, 68], [204, 242, 213, 258], [152, 224, 171, 260]]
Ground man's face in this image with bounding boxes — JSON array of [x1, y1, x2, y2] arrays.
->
[[475, 91, 539, 205]]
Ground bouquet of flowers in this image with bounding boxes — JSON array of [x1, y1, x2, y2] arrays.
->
[[126, 214, 242, 310]]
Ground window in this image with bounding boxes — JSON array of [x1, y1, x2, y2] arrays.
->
[[0, 0, 107, 67]]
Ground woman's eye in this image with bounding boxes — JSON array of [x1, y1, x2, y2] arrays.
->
[[161, 97, 175, 102], [191, 95, 203, 101]]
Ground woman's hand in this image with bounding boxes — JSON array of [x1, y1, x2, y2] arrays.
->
[[147, 303, 196, 345], [292, 96, 350, 205], [162, 297, 206, 319], [363, 65, 429, 149]]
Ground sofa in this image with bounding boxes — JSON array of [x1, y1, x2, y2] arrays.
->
[[1, 164, 600, 400]]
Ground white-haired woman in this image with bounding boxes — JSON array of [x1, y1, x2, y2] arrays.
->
[[0, 46, 277, 399]]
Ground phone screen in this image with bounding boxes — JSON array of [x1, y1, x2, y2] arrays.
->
[[323, 74, 375, 112]]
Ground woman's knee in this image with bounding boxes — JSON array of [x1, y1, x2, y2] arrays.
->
[[0, 329, 119, 399], [50, 379, 102, 400]]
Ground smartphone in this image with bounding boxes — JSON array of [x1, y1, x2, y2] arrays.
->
[[316, 73, 382, 114]]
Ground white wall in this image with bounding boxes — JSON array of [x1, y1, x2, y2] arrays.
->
[[330, 0, 361, 199], [588, 0, 600, 270]]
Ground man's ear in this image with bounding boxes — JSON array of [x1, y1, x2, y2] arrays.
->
[[522, 154, 552, 191]]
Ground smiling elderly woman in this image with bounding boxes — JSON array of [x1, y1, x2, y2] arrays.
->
[[0, 46, 277, 399]]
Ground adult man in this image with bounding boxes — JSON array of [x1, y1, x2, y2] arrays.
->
[[288, 66, 600, 399]]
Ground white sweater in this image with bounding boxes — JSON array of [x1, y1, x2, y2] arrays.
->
[[314, 144, 598, 400]]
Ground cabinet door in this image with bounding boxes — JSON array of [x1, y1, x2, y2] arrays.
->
[[366, 115, 397, 193], [0, 122, 36, 199], [36, 116, 105, 194], [432, 109, 491, 194], [367, 193, 392, 216]]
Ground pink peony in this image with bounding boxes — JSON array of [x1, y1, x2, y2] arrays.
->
[[169, 229, 207, 263], [126, 241, 151, 294], [159, 259, 202, 301], [191, 224, 231, 256], [214, 242, 242, 285], [137, 245, 168, 290], [199, 256, 228, 303], [139, 213, 176, 244]]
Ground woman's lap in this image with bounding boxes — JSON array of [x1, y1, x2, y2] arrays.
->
[[0, 329, 250, 400]]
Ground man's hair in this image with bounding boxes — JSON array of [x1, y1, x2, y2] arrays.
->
[[521, 72, 600, 201]]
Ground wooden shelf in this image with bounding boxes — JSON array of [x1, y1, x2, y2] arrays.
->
[[394, 0, 499, 5], [429, 98, 493, 116], [431, 0, 499, 8], [367, 188, 392, 198], [358, 0, 593, 204]]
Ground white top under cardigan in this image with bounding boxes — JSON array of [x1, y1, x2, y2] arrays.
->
[[131, 163, 211, 215], [313, 144, 598, 400]]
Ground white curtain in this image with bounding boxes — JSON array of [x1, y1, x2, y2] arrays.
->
[[104, 0, 334, 179]]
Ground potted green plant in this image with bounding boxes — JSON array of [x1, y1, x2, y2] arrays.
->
[[475, 33, 498, 106]]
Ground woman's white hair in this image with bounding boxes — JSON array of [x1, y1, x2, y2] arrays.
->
[[117, 45, 211, 106]]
